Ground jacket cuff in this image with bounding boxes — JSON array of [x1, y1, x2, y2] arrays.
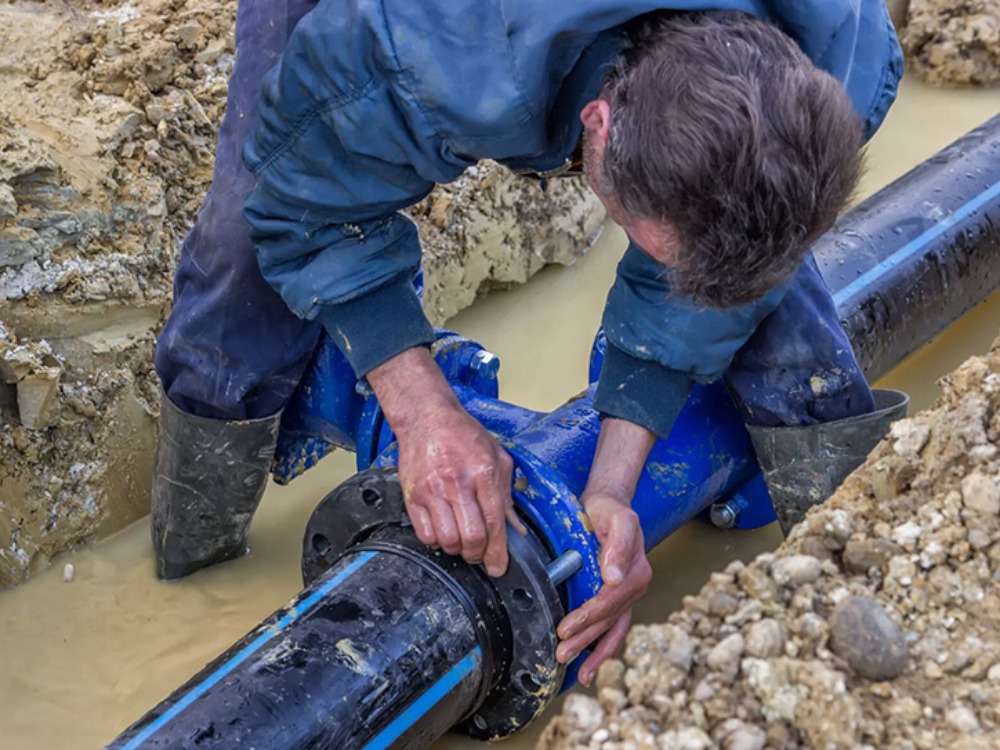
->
[[316, 276, 436, 377], [594, 342, 694, 439]]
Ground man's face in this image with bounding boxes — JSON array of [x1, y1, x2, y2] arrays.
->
[[580, 99, 681, 268]]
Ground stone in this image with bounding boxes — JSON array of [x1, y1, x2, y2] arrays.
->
[[706, 589, 739, 617], [0, 182, 16, 219], [666, 631, 696, 673], [16, 367, 61, 430], [771, 555, 822, 586], [144, 101, 170, 125], [429, 194, 453, 229], [692, 680, 714, 702], [968, 528, 991, 550], [891, 521, 924, 549], [662, 728, 712, 750], [737, 565, 777, 602], [797, 536, 836, 562], [595, 660, 626, 693], [561, 694, 605, 736], [598, 687, 627, 713], [745, 619, 784, 659], [945, 705, 980, 733], [891, 419, 931, 456], [706, 633, 744, 678], [843, 538, 898, 575], [961, 472, 1000, 516], [822, 509, 855, 550], [829, 596, 909, 681], [723, 724, 767, 750]]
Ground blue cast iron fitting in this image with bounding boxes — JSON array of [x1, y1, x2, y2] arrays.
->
[[273, 330, 504, 483]]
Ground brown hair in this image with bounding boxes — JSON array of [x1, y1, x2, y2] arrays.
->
[[601, 11, 864, 308]]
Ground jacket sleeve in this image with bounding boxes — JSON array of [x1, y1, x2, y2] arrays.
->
[[767, 0, 904, 139], [594, 242, 789, 437], [242, 0, 468, 377]]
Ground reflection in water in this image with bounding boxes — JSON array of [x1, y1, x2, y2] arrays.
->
[[1, 77, 999, 750]]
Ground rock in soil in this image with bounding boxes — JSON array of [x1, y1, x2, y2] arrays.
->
[[829, 595, 909, 681]]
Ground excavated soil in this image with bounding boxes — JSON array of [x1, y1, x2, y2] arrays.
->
[[903, 0, 1000, 86], [0, 0, 601, 587], [541, 335, 1000, 750]]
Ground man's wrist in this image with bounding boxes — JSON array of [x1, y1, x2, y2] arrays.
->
[[367, 347, 461, 436], [584, 417, 657, 506]]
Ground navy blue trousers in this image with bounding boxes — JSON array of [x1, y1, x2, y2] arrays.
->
[[155, 0, 874, 429]]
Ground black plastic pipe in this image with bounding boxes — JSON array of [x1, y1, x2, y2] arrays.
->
[[819, 113, 1000, 380], [106, 525, 509, 750]]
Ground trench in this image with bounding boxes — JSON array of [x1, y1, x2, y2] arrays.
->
[[1, 77, 999, 750]]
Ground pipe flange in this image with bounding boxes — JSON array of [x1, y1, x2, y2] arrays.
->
[[502, 441, 603, 613], [458, 520, 566, 740], [301, 467, 408, 584], [302, 467, 570, 740]]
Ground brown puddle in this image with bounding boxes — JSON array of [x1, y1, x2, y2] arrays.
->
[[1, 76, 999, 749]]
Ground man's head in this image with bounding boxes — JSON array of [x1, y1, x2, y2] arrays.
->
[[581, 11, 864, 308]]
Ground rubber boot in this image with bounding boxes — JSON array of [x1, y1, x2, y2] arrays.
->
[[151, 393, 281, 580], [746, 389, 909, 536]]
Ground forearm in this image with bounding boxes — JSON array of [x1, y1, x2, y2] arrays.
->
[[584, 417, 657, 504]]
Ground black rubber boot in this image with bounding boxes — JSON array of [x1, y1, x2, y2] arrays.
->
[[746, 389, 909, 536], [151, 394, 281, 580]]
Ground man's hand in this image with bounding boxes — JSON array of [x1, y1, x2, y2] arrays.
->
[[555, 418, 656, 686], [367, 347, 524, 576]]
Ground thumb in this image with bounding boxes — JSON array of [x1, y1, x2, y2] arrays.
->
[[600, 510, 635, 586]]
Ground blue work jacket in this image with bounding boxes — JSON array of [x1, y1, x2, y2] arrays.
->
[[244, 0, 903, 437]]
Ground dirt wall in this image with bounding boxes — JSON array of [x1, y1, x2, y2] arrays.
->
[[0, 0, 603, 588]]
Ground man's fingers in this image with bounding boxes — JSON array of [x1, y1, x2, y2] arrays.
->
[[557, 570, 647, 640], [481, 524, 509, 577], [555, 615, 615, 664], [506, 505, 527, 536], [427, 500, 462, 555], [408, 503, 437, 547], [577, 611, 632, 686], [453, 492, 489, 564], [601, 511, 638, 586], [477, 465, 511, 578]]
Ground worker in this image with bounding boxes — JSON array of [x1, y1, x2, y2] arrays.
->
[[151, 1, 903, 686]]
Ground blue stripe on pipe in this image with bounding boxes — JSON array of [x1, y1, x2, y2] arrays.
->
[[115, 551, 378, 750], [361, 647, 482, 750], [833, 178, 1000, 308]]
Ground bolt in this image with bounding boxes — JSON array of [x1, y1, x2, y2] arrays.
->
[[355, 379, 374, 398], [545, 549, 584, 586], [709, 499, 739, 529], [470, 350, 500, 380]]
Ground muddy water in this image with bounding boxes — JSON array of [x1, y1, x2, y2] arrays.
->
[[2, 77, 999, 750]]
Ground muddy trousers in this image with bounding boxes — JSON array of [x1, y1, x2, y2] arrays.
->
[[153, 0, 875, 432]]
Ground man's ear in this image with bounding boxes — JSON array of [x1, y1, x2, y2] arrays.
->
[[580, 99, 611, 143]]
